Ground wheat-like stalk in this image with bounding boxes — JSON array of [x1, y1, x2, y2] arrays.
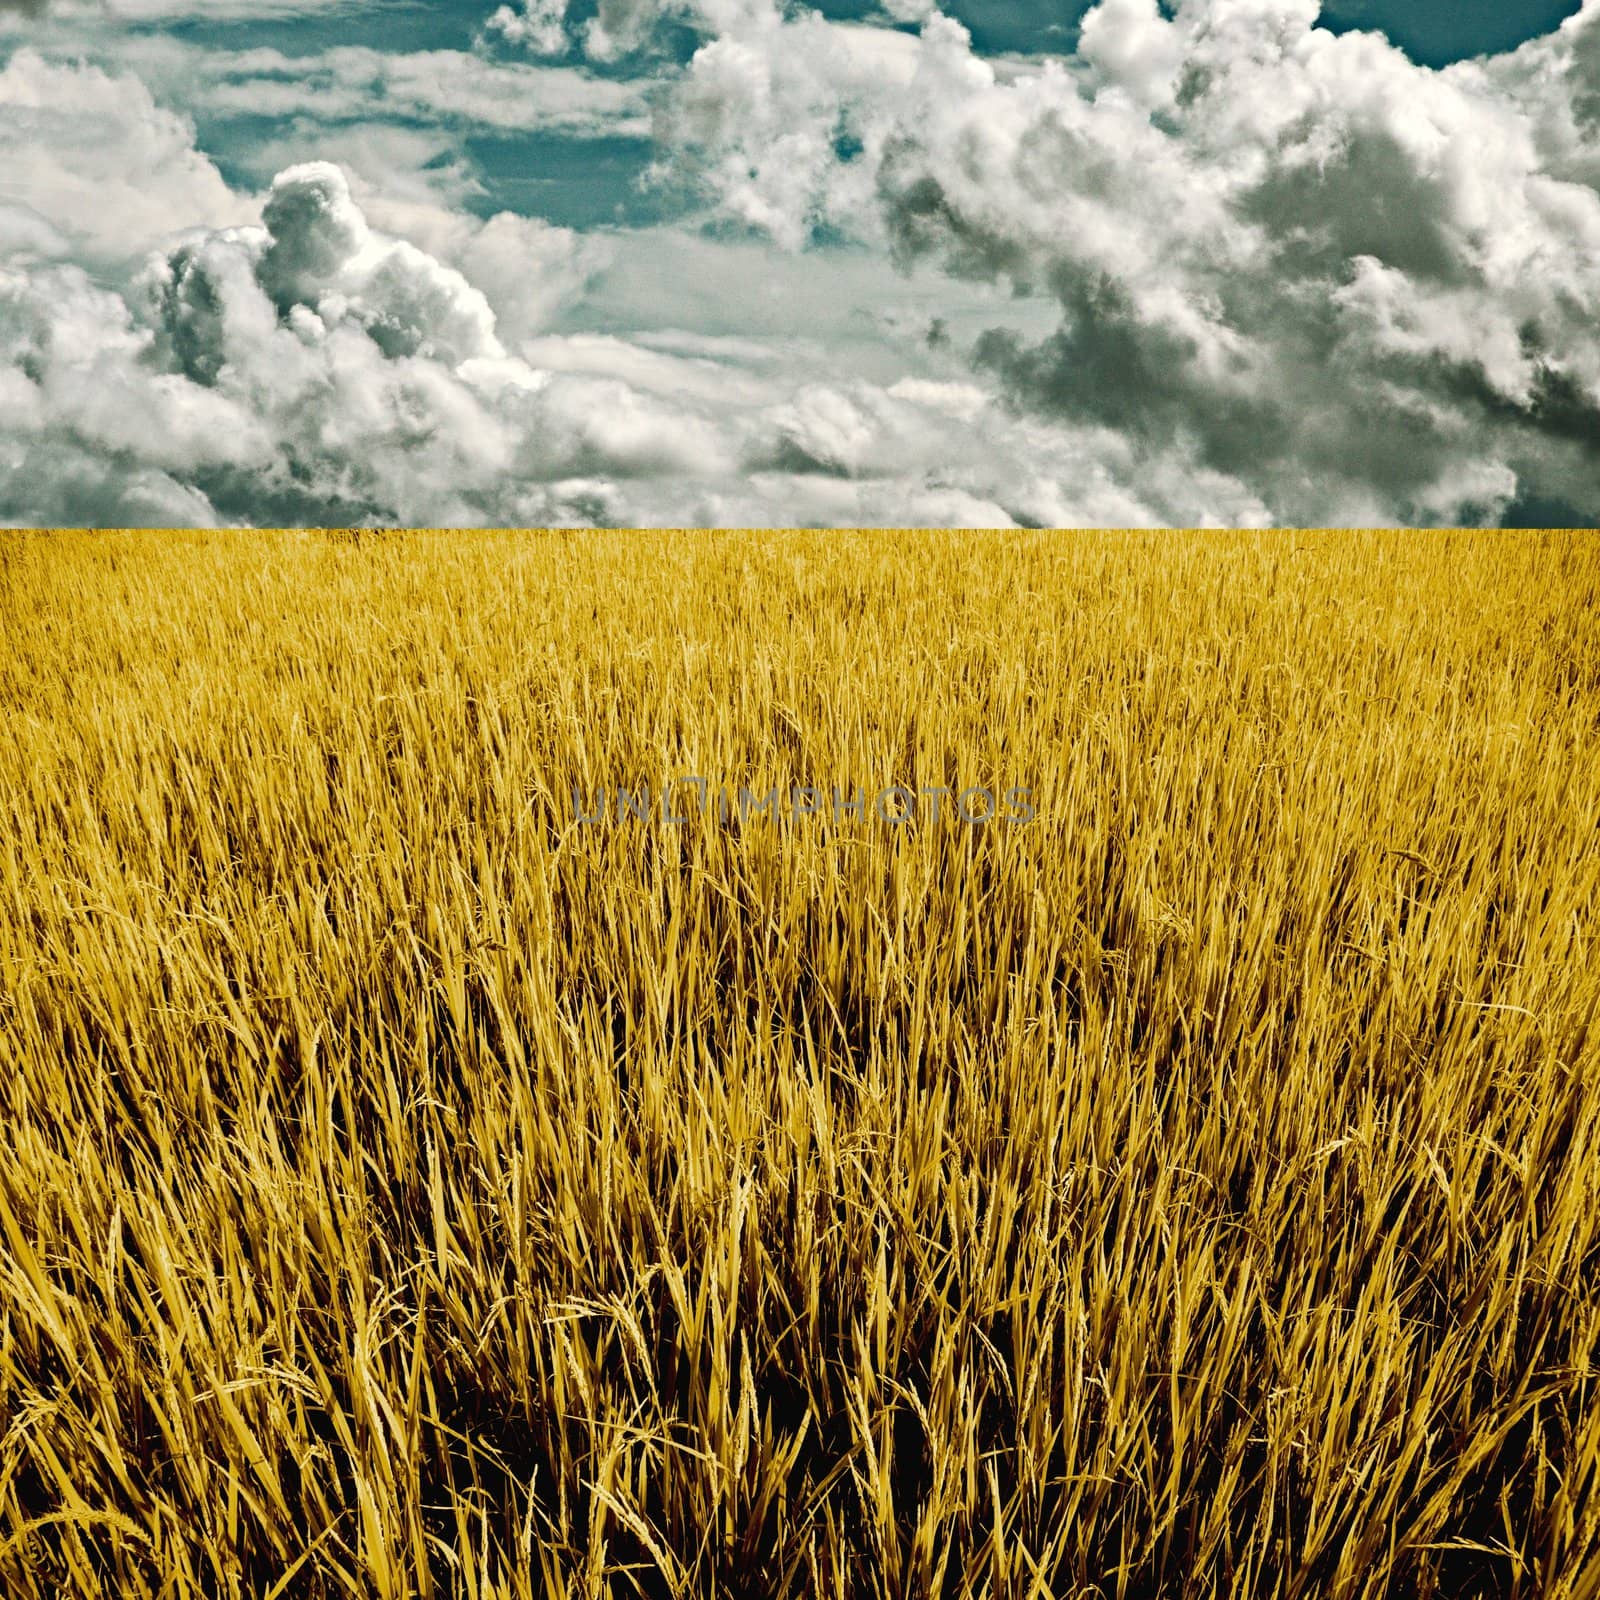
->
[[0, 529, 1596, 1599]]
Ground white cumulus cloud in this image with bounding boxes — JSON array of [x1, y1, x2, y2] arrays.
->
[[646, 0, 1600, 522]]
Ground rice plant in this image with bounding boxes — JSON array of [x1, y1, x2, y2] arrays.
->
[[0, 529, 1597, 1599]]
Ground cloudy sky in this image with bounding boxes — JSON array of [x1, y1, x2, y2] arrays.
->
[[2, 0, 1599, 527]]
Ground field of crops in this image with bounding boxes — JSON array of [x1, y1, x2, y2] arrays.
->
[[1, 530, 1598, 1599]]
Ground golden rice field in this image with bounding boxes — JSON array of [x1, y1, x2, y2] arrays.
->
[[1, 529, 1598, 1600]]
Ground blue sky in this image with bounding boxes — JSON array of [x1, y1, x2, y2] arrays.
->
[[1318, 0, 1583, 66], [2, 0, 1599, 526]]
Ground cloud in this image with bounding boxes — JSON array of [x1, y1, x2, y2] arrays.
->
[[485, 0, 570, 57], [2, 151, 1277, 527], [643, 0, 1600, 522], [0, 259, 268, 524], [99, 38, 655, 139], [486, 0, 785, 63], [2, 0, 349, 19], [8, 0, 1600, 526], [0, 44, 1043, 527], [352, 205, 611, 345], [0, 167, 526, 527], [0, 49, 245, 263], [653, 15, 923, 249]]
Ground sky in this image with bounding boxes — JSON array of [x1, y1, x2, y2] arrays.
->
[[2, 0, 1599, 527]]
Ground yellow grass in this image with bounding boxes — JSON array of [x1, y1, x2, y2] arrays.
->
[[0, 529, 1597, 1599]]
